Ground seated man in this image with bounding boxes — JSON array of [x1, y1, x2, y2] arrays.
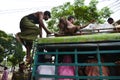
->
[[67, 16, 81, 34], [58, 16, 91, 35], [98, 17, 115, 32]]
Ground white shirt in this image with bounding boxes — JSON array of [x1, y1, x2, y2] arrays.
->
[[82, 23, 99, 32], [37, 65, 55, 80], [85, 23, 98, 29], [98, 22, 114, 32]]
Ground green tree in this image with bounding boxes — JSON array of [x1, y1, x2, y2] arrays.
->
[[48, 0, 113, 32], [7, 36, 25, 67], [0, 30, 11, 62], [0, 30, 25, 66], [8, 51, 25, 67]]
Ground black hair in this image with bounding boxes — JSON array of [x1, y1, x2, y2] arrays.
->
[[4, 67, 8, 70], [68, 16, 75, 21], [44, 11, 51, 18], [107, 17, 114, 22], [107, 17, 114, 24]]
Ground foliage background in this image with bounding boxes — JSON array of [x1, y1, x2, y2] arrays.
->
[[47, 0, 112, 33], [0, 30, 25, 67]]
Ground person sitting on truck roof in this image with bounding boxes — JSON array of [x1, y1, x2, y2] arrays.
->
[[98, 17, 115, 32], [58, 16, 93, 35]]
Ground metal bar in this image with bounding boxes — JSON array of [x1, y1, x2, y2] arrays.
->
[[36, 50, 120, 54], [32, 41, 120, 79]]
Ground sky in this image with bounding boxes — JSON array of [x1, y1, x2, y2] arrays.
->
[[0, 0, 120, 35]]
